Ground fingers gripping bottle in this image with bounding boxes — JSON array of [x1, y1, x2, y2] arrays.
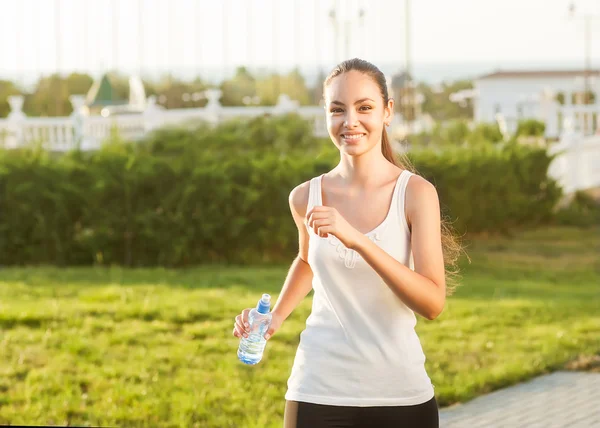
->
[[237, 294, 272, 365]]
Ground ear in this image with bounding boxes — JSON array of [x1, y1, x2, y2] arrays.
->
[[384, 98, 394, 126]]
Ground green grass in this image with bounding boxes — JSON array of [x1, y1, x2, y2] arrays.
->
[[0, 226, 599, 427]]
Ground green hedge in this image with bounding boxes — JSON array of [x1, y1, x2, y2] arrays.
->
[[516, 119, 546, 137], [0, 115, 563, 266], [409, 143, 562, 235], [554, 191, 600, 227]]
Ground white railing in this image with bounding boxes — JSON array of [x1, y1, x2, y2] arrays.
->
[[0, 90, 329, 151], [548, 133, 600, 194], [540, 96, 600, 138], [1, 91, 598, 195]]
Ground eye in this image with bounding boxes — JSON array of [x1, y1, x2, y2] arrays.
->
[[359, 105, 372, 111], [330, 108, 343, 113]]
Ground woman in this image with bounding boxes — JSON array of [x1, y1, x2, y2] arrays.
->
[[233, 58, 463, 427]]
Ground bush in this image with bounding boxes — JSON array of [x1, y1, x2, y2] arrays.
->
[[0, 115, 332, 266], [0, 117, 565, 266], [554, 191, 600, 227], [0, 144, 91, 265], [411, 120, 503, 147], [409, 142, 562, 235], [466, 123, 504, 145], [516, 120, 546, 137]]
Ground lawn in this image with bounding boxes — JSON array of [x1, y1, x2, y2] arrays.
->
[[0, 226, 598, 427]]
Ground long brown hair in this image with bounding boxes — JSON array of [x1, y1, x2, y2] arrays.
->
[[324, 58, 466, 295]]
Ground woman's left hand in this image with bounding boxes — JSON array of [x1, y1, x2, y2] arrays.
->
[[306, 206, 361, 249]]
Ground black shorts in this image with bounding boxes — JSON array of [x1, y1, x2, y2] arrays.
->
[[284, 396, 439, 428]]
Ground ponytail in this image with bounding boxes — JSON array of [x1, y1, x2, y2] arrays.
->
[[381, 128, 398, 167]]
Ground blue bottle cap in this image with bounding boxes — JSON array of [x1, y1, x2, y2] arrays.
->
[[256, 294, 271, 314]]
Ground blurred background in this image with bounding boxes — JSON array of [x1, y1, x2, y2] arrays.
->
[[1, 0, 599, 144], [0, 1, 599, 427]]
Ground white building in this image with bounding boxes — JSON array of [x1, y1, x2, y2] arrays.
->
[[473, 70, 600, 138]]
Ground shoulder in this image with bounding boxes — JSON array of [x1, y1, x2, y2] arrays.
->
[[406, 173, 437, 195], [289, 180, 311, 218], [405, 174, 441, 223]]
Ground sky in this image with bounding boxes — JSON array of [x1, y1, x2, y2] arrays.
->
[[0, 0, 599, 86]]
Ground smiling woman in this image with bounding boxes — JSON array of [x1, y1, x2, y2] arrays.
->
[[325, 70, 394, 160], [232, 58, 464, 428]]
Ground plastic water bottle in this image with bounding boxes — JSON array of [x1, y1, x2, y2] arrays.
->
[[237, 294, 272, 365]]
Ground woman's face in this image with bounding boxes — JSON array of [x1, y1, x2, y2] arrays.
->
[[324, 70, 393, 158]]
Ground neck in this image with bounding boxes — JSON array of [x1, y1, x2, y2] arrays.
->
[[334, 145, 395, 186]]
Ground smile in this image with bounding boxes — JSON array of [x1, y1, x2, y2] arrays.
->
[[340, 133, 365, 141]]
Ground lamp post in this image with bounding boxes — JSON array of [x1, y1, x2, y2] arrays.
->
[[223, 0, 229, 77], [404, 0, 412, 128], [55, 0, 61, 75], [138, 0, 144, 78], [16, 1, 22, 87], [329, 0, 367, 62], [272, 0, 280, 98], [568, 2, 599, 105], [112, 0, 118, 73], [54, 0, 63, 115]]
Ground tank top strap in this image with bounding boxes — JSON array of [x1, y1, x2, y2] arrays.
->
[[396, 170, 414, 235], [307, 174, 324, 212]]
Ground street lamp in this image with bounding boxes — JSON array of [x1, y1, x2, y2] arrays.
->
[[568, 1, 599, 105], [329, 1, 367, 62]]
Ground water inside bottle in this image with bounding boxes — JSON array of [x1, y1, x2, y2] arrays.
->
[[237, 319, 270, 365]]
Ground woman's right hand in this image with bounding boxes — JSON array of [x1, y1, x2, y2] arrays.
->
[[232, 309, 284, 341], [232, 308, 253, 339]]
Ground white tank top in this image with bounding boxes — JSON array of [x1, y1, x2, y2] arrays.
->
[[285, 170, 436, 407]]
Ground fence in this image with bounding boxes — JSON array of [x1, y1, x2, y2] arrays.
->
[[548, 133, 600, 194], [0, 90, 330, 151], [1, 91, 599, 194]]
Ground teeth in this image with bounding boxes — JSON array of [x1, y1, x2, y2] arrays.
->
[[343, 134, 364, 140]]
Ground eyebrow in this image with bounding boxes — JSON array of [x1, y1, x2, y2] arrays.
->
[[330, 98, 375, 106]]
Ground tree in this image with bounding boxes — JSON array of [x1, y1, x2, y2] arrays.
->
[[256, 68, 311, 106], [23, 74, 72, 117], [154, 75, 207, 109], [419, 80, 474, 121], [21, 73, 93, 117], [280, 68, 311, 106], [220, 67, 256, 106], [66, 72, 94, 95], [0, 80, 22, 118]]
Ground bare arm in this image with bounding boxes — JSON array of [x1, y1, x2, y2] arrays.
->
[[234, 182, 314, 340], [271, 256, 313, 323], [266, 182, 314, 338], [352, 176, 446, 320]]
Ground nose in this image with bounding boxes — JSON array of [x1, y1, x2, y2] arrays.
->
[[343, 111, 359, 128]]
